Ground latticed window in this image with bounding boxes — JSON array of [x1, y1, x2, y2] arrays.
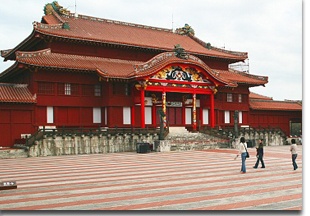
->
[[113, 83, 130, 95], [227, 93, 233, 102], [58, 83, 79, 96], [71, 84, 79, 95], [94, 84, 101, 96], [38, 82, 55, 95], [65, 83, 71, 95], [238, 94, 242, 103], [113, 83, 123, 95], [124, 83, 131, 96], [81, 84, 101, 96], [81, 84, 93, 96]]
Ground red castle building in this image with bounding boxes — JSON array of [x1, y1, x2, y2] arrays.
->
[[0, 2, 302, 148]]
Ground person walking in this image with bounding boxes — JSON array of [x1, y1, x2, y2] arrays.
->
[[253, 139, 265, 169], [235, 137, 248, 173], [290, 138, 298, 170]]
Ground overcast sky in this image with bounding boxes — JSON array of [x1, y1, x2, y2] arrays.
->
[[0, 0, 303, 101]]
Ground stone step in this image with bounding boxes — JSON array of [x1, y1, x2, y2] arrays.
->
[[0, 148, 28, 159], [168, 127, 189, 134], [167, 127, 210, 141]]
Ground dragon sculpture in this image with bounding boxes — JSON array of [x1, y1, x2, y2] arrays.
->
[[44, 1, 70, 16], [173, 44, 189, 59], [175, 24, 195, 36]]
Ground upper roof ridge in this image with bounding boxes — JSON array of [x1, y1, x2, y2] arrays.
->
[[40, 9, 174, 33], [43, 1, 173, 33], [68, 12, 173, 33]]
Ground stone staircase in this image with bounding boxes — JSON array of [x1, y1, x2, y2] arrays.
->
[[164, 127, 229, 151]]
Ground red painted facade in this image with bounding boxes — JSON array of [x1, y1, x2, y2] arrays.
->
[[0, 2, 302, 147]]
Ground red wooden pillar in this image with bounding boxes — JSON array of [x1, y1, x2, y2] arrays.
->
[[210, 93, 215, 128], [162, 91, 167, 128], [192, 93, 197, 131], [199, 103, 203, 128], [152, 104, 156, 128], [140, 89, 145, 128], [131, 105, 135, 127], [182, 102, 186, 125]]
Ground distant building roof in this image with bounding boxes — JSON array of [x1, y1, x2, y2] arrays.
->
[[249, 91, 302, 111], [250, 99, 302, 111], [0, 83, 36, 103], [249, 92, 273, 100]]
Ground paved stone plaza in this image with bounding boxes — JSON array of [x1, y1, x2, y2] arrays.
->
[[0, 145, 302, 212]]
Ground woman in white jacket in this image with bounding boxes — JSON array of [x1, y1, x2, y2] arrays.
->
[[237, 137, 247, 173], [290, 139, 298, 170]]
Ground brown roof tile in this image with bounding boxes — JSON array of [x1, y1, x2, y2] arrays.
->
[[250, 99, 302, 111], [33, 13, 247, 61], [15, 49, 264, 87], [42, 14, 61, 25], [249, 92, 273, 100], [16, 49, 141, 79], [0, 83, 36, 103], [214, 69, 268, 86]]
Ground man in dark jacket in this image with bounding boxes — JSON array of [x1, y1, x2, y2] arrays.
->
[[253, 139, 265, 168]]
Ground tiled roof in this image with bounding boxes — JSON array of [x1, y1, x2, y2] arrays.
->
[[250, 99, 302, 111], [249, 92, 273, 100], [5, 10, 247, 62], [214, 69, 268, 87], [15, 49, 265, 87], [0, 83, 36, 103], [16, 49, 142, 79]]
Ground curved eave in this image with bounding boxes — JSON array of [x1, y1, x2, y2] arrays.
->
[[1, 29, 39, 61], [238, 82, 267, 88], [95, 69, 134, 82], [0, 99, 37, 104], [20, 62, 95, 74], [130, 52, 236, 87], [215, 69, 268, 88]]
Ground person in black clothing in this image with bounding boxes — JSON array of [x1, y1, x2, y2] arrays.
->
[[253, 139, 265, 168]]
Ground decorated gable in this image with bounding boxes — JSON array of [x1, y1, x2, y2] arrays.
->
[[150, 65, 212, 84]]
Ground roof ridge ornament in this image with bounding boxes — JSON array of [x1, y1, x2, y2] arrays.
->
[[173, 44, 188, 59], [44, 1, 70, 29], [44, 1, 70, 16], [175, 24, 195, 36]]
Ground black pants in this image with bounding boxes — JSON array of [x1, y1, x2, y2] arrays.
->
[[292, 154, 298, 170], [254, 155, 265, 168]]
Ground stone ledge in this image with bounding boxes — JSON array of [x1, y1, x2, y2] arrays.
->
[[0, 148, 28, 159]]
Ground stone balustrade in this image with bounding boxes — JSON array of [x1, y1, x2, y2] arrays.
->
[[28, 133, 158, 157]]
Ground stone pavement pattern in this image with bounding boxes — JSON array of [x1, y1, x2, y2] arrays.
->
[[0, 145, 302, 210]]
